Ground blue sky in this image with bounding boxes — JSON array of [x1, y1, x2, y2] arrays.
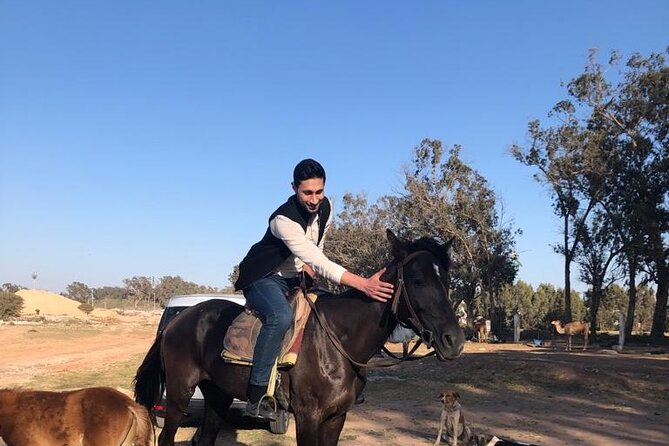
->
[[1, 1, 667, 293]]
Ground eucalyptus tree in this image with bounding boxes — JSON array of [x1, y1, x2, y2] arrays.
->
[[65, 281, 93, 303], [576, 211, 623, 335], [498, 280, 535, 328], [93, 286, 127, 303], [514, 48, 668, 339], [122, 276, 154, 308], [512, 99, 600, 321], [1, 283, 23, 293], [154, 275, 218, 306], [324, 192, 391, 284], [568, 49, 668, 338], [387, 139, 519, 330]]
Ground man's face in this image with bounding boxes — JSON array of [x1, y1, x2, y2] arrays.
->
[[292, 177, 325, 214]]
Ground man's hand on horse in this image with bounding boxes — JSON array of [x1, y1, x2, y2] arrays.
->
[[364, 267, 394, 302], [302, 263, 316, 279]]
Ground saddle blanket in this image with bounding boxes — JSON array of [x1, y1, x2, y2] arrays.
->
[[221, 288, 316, 367]]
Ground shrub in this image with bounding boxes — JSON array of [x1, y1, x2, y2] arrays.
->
[[0, 292, 24, 319], [78, 303, 94, 315]]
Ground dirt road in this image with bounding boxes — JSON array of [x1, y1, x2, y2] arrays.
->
[[0, 323, 155, 387]]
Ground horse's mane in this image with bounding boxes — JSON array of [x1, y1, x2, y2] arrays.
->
[[408, 237, 451, 270]]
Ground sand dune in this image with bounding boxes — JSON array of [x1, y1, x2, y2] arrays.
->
[[16, 289, 84, 316]]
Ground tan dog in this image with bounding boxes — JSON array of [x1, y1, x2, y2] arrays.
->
[[435, 390, 472, 446]]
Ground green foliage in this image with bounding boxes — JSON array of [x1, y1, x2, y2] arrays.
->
[[228, 264, 240, 290], [513, 48, 668, 336], [324, 140, 521, 330], [597, 284, 656, 332], [154, 275, 220, 306], [391, 140, 520, 323], [2, 283, 23, 293], [123, 276, 155, 308], [65, 281, 92, 303], [77, 303, 94, 315], [499, 281, 587, 330], [325, 192, 392, 288], [0, 292, 24, 319], [94, 286, 127, 301]]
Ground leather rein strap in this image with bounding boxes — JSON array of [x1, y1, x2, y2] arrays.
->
[[305, 250, 437, 369]]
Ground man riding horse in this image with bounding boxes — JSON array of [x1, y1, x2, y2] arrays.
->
[[234, 158, 395, 420]]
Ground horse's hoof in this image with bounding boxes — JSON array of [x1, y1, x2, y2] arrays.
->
[[355, 394, 365, 405]]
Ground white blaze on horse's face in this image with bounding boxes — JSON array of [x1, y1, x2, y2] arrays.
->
[[433, 262, 441, 278]]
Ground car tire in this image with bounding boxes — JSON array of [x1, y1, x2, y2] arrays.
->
[[269, 409, 290, 434]]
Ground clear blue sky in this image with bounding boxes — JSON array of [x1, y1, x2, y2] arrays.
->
[[1, 1, 667, 293]]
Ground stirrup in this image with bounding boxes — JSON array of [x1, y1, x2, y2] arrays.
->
[[244, 395, 277, 421]]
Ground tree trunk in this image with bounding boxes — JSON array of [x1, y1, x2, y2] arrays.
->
[[465, 287, 477, 330], [650, 261, 668, 339], [625, 257, 638, 337], [489, 288, 504, 337], [563, 213, 573, 320], [589, 284, 602, 337]]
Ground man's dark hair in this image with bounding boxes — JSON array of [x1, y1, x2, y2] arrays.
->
[[293, 158, 326, 186]]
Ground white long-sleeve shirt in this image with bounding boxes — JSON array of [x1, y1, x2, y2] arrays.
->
[[269, 198, 346, 284]]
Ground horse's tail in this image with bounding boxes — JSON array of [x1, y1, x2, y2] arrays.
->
[[133, 331, 165, 417], [130, 402, 154, 446], [118, 401, 153, 446]]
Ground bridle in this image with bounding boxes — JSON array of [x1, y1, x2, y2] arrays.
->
[[306, 249, 445, 368], [389, 249, 448, 348]]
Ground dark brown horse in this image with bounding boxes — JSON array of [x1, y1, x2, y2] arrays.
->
[[134, 230, 464, 446], [0, 387, 153, 446]]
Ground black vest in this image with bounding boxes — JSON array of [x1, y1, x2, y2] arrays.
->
[[234, 195, 331, 291]]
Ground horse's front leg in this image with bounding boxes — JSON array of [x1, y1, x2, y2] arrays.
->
[[319, 413, 347, 446], [294, 412, 322, 446]]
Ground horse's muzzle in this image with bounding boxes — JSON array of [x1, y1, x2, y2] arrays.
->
[[434, 329, 464, 360]]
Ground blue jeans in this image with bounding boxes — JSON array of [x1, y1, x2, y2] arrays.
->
[[243, 274, 297, 387]]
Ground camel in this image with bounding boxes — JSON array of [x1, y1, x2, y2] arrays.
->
[[551, 320, 590, 351], [473, 317, 488, 343]]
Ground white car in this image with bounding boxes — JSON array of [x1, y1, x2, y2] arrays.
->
[[153, 293, 290, 434]]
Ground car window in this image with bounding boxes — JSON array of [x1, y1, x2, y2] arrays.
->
[[157, 306, 188, 333]]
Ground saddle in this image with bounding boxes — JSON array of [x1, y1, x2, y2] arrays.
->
[[221, 287, 316, 367]]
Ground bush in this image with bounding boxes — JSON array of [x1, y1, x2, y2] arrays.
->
[[0, 292, 24, 319], [78, 303, 94, 315]]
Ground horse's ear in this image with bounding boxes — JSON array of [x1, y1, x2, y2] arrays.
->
[[386, 229, 408, 258]]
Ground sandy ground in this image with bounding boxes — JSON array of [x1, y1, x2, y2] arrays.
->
[[0, 321, 667, 446], [0, 324, 156, 386]]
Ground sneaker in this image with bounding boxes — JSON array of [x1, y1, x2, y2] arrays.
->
[[244, 398, 277, 421]]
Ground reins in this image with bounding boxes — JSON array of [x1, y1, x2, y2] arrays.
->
[[305, 250, 439, 369]]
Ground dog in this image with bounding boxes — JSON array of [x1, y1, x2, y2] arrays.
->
[[434, 389, 472, 446]]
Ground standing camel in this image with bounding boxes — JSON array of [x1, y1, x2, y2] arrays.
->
[[551, 320, 590, 351], [473, 317, 488, 343]]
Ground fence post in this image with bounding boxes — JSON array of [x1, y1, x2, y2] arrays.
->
[[618, 312, 626, 351], [513, 313, 521, 343]]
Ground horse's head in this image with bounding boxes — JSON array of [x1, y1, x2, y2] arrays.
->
[[386, 229, 464, 361]]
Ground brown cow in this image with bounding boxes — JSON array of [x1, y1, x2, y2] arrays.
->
[[0, 387, 152, 446]]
